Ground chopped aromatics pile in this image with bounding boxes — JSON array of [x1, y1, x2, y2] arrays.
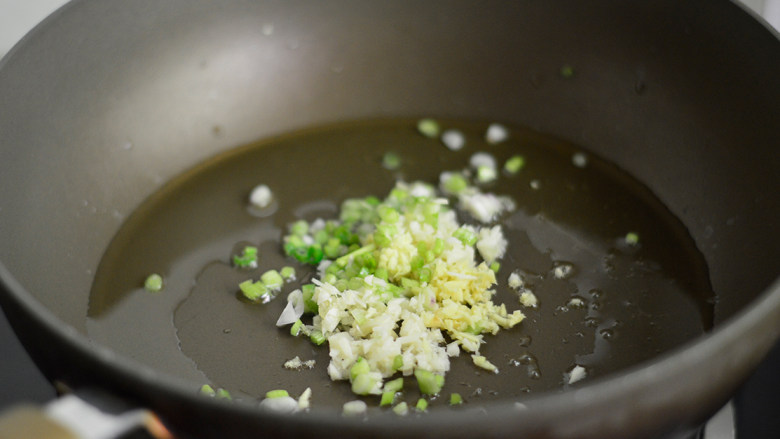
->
[[276, 177, 525, 398]]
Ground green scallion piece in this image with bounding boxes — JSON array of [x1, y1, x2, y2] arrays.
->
[[301, 283, 318, 314], [232, 246, 259, 268], [417, 118, 440, 138], [199, 384, 216, 397], [265, 389, 289, 399], [382, 151, 402, 170], [415, 398, 428, 412], [280, 266, 296, 281], [504, 155, 526, 174], [625, 231, 640, 245], [392, 355, 404, 371], [380, 391, 396, 406], [239, 279, 268, 302], [393, 401, 409, 416], [414, 369, 444, 395], [144, 273, 163, 292], [453, 227, 478, 246], [290, 220, 309, 237], [350, 357, 370, 381], [442, 173, 468, 194], [261, 269, 284, 290], [489, 261, 501, 273], [449, 393, 463, 405], [216, 388, 231, 400], [383, 377, 403, 393], [310, 330, 326, 346], [290, 319, 304, 336], [351, 373, 377, 396]]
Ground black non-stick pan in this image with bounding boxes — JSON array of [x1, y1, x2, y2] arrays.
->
[[0, 1, 778, 438]]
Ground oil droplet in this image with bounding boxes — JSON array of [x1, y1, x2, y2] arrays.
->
[[528, 368, 542, 380], [517, 335, 532, 347], [599, 328, 615, 340], [584, 317, 600, 327]]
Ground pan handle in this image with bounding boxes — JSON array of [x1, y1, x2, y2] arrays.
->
[[0, 394, 173, 439]]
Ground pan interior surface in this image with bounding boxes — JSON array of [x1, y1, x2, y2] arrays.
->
[[87, 118, 713, 410]]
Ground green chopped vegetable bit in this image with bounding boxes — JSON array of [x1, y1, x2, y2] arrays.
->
[[453, 227, 478, 246], [301, 283, 318, 314], [261, 269, 284, 290], [265, 389, 289, 399], [232, 246, 258, 268], [290, 220, 309, 237], [280, 266, 296, 281], [561, 64, 575, 78], [417, 118, 440, 138], [380, 391, 396, 406], [442, 173, 469, 194], [382, 151, 402, 170], [414, 369, 444, 395], [144, 273, 163, 292], [392, 355, 404, 371], [290, 319, 305, 336], [199, 384, 216, 397], [415, 398, 428, 412], [350, 357, 370, 381], [239, 279, 269, 303], [489, 261, 501, 273], [310, 330, 326, 345], [625, 232, 640, 245], [351, 373, 378, 395], [476, 165, 497, 183], [383, 377, 404, 393], [335, 244, 376, 268], [449, 393, 463, 405], [216, 388, 232, 400], [504, 155, 526, 174], [393, 402, 409, 416]]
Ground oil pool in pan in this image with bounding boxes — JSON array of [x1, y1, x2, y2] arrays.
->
[[86, 119, 714, 411]]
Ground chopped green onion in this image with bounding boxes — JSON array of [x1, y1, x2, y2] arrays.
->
[[625, 232, 640, 245], [504, 155, 526, 174], [261, 269, 284, 290], [301, 283, 318, 314], [216, 388, 231, 400], [199, 384, 216, 397], [380, 391, 396, 406], [290, 319, 305, 336], [265, 389, 289, 399], [310, 330, 326, 345], [417, 118, 440, 138], [489, 261, 501, 273], [144, 273, 163, 292], [232, 246, 258, 268], [449, 393, 463, 405], [280, 266, 296, 281], [476, 165, 497, 183], [335, 244, 376, 268], [415, 398, 428, 412], [239, 279, 268, 302], [350, 357, 370, 381], [351, 373, 378, 395], [393, 402, 409, 416], [415, 369, 444, 395], [383, 377, 404, 393], [290, 220, 309, 237], [442, 173, 469, 195], [453, 227, 478, 246], [392, 355, 404, 371], [382, 151, 402, 170]]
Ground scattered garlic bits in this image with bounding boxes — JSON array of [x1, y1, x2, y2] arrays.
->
[[249, 184, 273, 208], [280, 180, 524, 396]]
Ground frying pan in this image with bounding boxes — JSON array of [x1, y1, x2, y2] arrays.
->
[[0, 0, 778, 438]]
